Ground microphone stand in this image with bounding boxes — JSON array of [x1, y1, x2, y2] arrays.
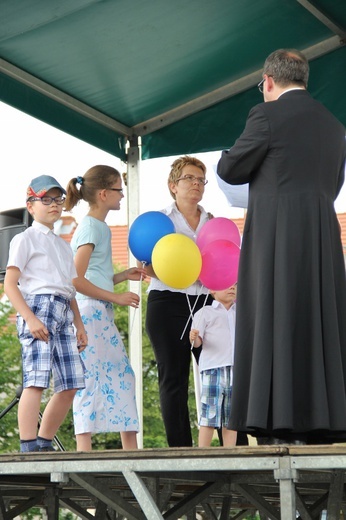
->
[[0, 385, 22, 419]]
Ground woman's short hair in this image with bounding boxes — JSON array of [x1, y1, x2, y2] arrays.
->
[[168, 155, 207, 199]]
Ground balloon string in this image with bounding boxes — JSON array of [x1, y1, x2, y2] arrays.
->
[[180, 285, 207, 341], [130, 261, 146, 336], [190, 291, 210, 348]]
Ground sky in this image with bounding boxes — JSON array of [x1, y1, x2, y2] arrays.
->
[[1, 101, 346, 227], [0, 102, 246, 228]]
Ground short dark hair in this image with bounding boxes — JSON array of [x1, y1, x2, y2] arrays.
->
[[263, 49, 309, 89]]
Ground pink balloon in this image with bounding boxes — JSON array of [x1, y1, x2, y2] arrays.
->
[[197, 217, 241, 251], [199, 239, 240, 291]]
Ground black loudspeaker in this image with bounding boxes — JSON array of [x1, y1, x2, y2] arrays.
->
[[0, 208, 33, 282]]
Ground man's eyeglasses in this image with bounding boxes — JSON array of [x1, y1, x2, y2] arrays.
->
[[257, 78, 265, 93], [258, 75, 273, 93], [108, 188, 124, 194], [176, 175, 208, 186], [28, 196, 66, 205]]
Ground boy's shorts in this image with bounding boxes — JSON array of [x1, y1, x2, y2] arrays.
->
[[199, 366, 232, 429], [17, 294, 85, 393]]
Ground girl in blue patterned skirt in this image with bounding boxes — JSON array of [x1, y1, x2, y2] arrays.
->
[[65, 165, 145, 451]]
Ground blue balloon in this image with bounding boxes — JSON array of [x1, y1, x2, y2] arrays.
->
[[128, 211, 175, 264]]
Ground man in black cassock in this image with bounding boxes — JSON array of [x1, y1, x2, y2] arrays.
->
[[217, 48, 346, 445]]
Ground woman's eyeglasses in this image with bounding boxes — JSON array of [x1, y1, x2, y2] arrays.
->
[[28, 196, 66, 205], [176, 175, 208, 186]]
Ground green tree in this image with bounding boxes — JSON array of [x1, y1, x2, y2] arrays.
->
[[0, 297, 22, 453], [17, 506, 78, 519]]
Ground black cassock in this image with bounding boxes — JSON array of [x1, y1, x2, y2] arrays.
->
[[217, 90, 346, 443]]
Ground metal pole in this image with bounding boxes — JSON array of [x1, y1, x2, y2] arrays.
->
[[126, 136, 143, 448]]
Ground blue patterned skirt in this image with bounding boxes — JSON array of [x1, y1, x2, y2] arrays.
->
[[73, 299, 139, 434]]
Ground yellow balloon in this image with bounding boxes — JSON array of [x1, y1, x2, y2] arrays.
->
[[152, 233, 202, 289]]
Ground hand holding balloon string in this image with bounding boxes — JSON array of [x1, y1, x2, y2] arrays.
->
[[129, 261, 147, 335], [181, 289, 210, 342], [188, 291, 210, 348]]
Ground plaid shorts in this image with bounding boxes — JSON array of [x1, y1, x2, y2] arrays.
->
[[199, 366, 232, 428], [17, 294, 85, 393]]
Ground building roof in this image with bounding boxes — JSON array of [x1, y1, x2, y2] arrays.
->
[[60, 213, 346, 268]]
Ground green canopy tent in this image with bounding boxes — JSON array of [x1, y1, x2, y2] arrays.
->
[[1, 0, 345, 162], [1, 0, 345, 446]]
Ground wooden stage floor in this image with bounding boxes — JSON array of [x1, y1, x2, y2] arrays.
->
[[1, 445, 346, 519]]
